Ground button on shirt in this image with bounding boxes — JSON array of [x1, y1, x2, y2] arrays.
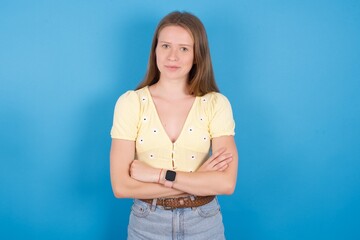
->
[[110, 86, 235, 172]]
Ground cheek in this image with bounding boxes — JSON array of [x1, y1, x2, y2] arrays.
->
[[156, 51, 167, 66], [185, 55, 194, 67], [155, 50, 161, 67], [188, 52, 195, 63]]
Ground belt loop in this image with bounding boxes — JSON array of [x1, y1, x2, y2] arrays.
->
[[189, 195, 196, 210], [150, 198, 157, 212]]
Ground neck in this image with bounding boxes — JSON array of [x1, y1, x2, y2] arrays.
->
[[151, 78, 192, 99]]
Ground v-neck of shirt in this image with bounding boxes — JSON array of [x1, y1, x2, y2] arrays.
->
[[145, 86, 198, 144]]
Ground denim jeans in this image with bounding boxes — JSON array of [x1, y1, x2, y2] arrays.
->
[[127, 197, 226, 240]]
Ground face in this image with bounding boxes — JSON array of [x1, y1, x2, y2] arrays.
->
[[155, 25, 195, 82]]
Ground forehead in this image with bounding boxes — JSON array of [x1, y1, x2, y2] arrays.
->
[[158, 25, 194, 45]]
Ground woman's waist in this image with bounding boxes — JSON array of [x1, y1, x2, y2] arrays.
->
[[138, 195, 216, 209]]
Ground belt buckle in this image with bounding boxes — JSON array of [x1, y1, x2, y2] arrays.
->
[[162, 198, 175, 210]]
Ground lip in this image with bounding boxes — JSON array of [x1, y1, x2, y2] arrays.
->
[[165, 65, 180, 71]]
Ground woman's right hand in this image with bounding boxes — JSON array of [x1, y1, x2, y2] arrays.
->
[[197, 147, 233, 172]]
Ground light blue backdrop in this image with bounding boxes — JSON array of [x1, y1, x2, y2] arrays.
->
[[1, 0, 359, 239]]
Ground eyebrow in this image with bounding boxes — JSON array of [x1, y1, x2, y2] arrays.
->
[[159, 41, 193, 47]]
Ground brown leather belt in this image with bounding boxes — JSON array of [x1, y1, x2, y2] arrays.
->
[[140, 195, 215, 209]]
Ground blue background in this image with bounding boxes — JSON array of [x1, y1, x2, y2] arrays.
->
[[1, 0, 359, 239]]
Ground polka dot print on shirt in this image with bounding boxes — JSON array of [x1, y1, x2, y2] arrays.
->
[[110, 86, 235, 172]]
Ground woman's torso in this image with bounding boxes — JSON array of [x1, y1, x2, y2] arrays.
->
[[134, 86, 212, 173]]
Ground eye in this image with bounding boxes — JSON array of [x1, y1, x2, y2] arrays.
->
[[161, 44, 170, 49], [180, 47, 189, 52]]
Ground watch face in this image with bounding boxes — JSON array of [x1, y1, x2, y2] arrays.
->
[[165, 170, 176, 181]]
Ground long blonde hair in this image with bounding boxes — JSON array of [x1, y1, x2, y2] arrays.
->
[[136, 11, 219, 96]]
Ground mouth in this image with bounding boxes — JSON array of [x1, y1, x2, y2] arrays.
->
[[165, 65, 180, 71]]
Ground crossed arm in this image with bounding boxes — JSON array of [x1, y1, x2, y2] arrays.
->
[[110, 136, 238, 199]]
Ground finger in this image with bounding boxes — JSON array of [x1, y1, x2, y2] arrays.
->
[[130, 159, 137, 167], [222, 154, 233, 163], [214, 159, 230, 169], [213, 156, 232, 169], [210, 153, 232, 166], [217, 155, 234, 168], [217, 163, 228, 171], [208, 147, 227, 164]]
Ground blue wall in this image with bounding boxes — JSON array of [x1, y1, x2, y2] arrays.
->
[[1, 0, 359, 239]]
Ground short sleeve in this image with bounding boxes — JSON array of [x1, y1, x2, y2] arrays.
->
[[208, 93, 235, 138], [110, 91, 140, 140]]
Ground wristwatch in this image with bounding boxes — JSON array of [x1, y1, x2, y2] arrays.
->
[[164, 170, 176, 188]]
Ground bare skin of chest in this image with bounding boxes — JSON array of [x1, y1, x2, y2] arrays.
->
[[152, 96, 195, 143]]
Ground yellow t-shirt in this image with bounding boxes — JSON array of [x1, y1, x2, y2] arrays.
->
[[110, 86, 235, 172]]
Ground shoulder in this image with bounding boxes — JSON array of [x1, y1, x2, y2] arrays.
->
[[115, 87, 148, 106], [200, 92, 232, 108], [202, 92, 235, 137]]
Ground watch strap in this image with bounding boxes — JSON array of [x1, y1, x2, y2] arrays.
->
[[164, 180, 174, 188]]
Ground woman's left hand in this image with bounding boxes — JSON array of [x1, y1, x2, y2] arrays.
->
[[130, 160, 161, 183]]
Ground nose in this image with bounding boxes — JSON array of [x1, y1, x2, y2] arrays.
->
[[167, 48, 178, 61]]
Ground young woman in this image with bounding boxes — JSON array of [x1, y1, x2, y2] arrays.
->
[[110, 11, 238, 239]]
